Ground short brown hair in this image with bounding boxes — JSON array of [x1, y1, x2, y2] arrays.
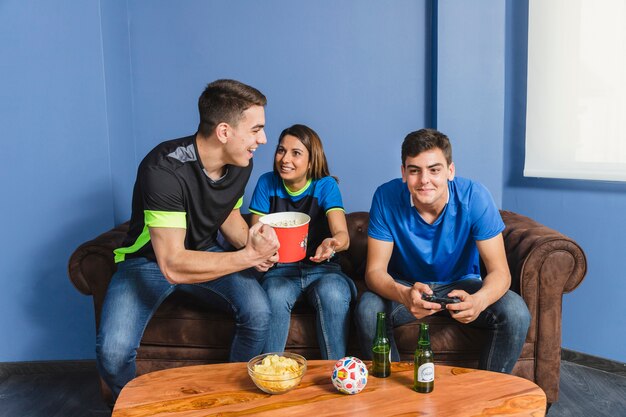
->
[[401, 128, 452, 166], [197, 79, 267, 137], [274, 124, 336, 181]]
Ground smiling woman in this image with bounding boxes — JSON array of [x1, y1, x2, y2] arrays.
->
[[275, 134, 310, 191], [248, 123, 356, 361]]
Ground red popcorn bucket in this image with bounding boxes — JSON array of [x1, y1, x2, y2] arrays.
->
[[259, 212, 311, 263]]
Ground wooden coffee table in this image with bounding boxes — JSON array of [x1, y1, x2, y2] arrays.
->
[[112, 361, 546, 416]]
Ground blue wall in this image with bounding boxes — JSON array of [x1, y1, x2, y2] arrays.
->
[[0, 0, 115, 360], [0, 0, 428, 361], [124, 0, 430, 217], [502, 0, 626, 362], [436, 0, 626, 363], [1, 0, 623, 364], [435, 0, 506, 205], [100, 0, 137, 226]]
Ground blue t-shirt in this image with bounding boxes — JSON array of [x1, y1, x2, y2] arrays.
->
[[249, 172, 344, 260], [368, 177, 504, 284]]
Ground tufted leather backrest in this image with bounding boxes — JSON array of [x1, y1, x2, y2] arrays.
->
[[341, 212, 369, 282]]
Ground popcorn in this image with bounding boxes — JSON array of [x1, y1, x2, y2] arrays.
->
[[269, 219, 299, 227]]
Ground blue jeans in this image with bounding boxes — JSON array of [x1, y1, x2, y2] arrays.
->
[[260, 261, 357, 360], [354, 278, 530, 374], [95, 248, 271, 399]]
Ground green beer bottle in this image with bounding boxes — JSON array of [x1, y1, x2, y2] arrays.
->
[[414, 323, 434, 393], [371, 312, 391, 378]]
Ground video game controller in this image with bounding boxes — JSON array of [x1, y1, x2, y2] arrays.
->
[[421, 293, 461, 309]]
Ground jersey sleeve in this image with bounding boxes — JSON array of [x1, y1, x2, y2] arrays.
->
[[317, 177, 344, 213], [468, 182, 505, 241], [248, 172, 272, 215], [368, 185, 394, 242], [140, 166, 187, 228]]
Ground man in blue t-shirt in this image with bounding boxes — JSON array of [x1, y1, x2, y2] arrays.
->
[[355, 129, 530, 374]]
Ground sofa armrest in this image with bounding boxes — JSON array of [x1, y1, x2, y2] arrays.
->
[[500, 210, 587, 401], [500, 210, 586, 297], [67, 222, 129, 328]]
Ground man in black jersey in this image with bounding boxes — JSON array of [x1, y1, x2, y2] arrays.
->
[[96, 79, 279, 399]]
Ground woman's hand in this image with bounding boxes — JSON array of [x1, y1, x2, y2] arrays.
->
[[309, 237, 339, 263]]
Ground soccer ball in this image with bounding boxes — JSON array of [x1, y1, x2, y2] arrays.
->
[[331, 356, 368, 394]]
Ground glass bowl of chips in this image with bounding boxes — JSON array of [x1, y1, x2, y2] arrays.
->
[[247, 352, 307, 394]]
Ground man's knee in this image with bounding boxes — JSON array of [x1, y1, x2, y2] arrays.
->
[[96, 335, 136, 378], [510, 301, 531, 333], [236, 295, 271, 330], [499, 292, 531, 333], [355, 292, 385, 328], [262, 278, 297, 305]]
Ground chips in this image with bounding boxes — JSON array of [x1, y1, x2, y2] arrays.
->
[[251, 354, 304, 392]]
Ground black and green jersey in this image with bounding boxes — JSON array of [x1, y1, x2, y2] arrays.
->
[[114, 135, 252, 263]]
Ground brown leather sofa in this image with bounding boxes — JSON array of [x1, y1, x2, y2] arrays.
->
[[68, 210, 586, 404]]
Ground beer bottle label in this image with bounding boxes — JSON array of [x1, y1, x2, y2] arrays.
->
[[417, 363, 434, 382]]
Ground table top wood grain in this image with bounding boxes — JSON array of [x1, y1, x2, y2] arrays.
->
[[112, 360, 546, 417]]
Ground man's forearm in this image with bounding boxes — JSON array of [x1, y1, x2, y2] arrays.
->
[[474, 270, 511, 308], [473, 234, 511, 309], [365, 269, 408, 304], [224, 230, 248, 249], [159, 246, 261, 284], [220, 216, 249, 249]]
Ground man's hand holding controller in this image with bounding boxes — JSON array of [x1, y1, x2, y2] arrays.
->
[[421, 293, 461, 312], [399, 282, 444, 319]]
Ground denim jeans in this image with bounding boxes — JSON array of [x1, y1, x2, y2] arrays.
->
[[95, 247, 271, 399], [354, 278, 530, 374], [260, 261, 357, 360]]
